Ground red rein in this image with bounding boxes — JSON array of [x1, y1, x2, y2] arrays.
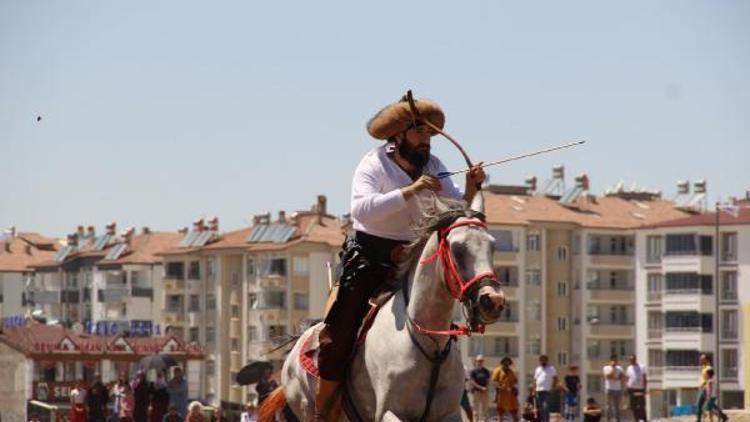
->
[[416, 219, 497, 336]]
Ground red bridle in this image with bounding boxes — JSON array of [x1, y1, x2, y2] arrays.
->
[[412, 218, 498, 336]]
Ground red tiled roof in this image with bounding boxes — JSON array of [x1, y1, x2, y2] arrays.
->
[[102, 232, 183, 265], [646, 206, 750, 228], [0, 233, 59, 273]]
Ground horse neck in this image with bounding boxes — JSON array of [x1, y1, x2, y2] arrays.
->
[[406, 232, 456, 333]]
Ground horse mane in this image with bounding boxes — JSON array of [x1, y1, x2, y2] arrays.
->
[[397, 195, 482, 277]]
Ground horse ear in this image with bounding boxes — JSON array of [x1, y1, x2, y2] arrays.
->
[[469, 190, 485, 214]]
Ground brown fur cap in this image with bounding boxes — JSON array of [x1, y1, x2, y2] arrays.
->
[[366, 97, 445, 140]]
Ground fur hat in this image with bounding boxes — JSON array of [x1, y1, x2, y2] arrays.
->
[[366, 96, 445, 140]]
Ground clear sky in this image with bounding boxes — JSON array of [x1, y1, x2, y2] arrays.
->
[[1, 1, 748, 237]]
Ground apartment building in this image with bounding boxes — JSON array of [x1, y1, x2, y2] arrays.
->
[[0, 228, 58, 319], [635, 196, 750, 418], [463, 166, 691, 408], [29, 224, 181, 345], [158, 195, 344, 408]]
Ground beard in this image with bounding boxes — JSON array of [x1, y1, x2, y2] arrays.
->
[[398, 141, 430, 169]]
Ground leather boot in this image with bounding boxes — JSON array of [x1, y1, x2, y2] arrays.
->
[[313, 378, 342, 421]]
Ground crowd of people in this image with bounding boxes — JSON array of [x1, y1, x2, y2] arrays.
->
[[463, 353, 652, 422], [64, 367, 188, 422]]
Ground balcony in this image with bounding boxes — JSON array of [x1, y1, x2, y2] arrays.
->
[[664, 366, 701, 387], [131, 287, 153, 298], [493, 251, 518, 263], [164, 278, 186, 291], [646, 291, 662, 303], [647, 329, 663, 340], [588, 323, 634, 337], [61, 289, 80, 304], [258, 275, 286, 289], [162, 310, 186, 324], [587, 284, 634, 302], [30, 289, 61, 305], [98, 287, 129, 303]]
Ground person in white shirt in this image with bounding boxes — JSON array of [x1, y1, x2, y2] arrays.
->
[[314, 93, 486, 421], [533, 354, 559, 422], [625, 354, 647, 422], [602, 354, 625, 422], [240, 402, 258, 422]]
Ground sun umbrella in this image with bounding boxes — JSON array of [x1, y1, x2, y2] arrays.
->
[[138, 353, 178, 371], [236, 360, 273, 386]]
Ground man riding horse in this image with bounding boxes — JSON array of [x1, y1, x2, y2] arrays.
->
[[315, 93, 494, 420]]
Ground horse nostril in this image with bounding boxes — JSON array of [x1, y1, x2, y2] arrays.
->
[[480, 294, 494, 310]]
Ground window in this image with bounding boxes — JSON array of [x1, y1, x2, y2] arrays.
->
[[587, 375, 602, 394], [647, 273, 663, 300], [557, 352, 568, 367], [666, 350, 702, 367], [699, 236, 713, 256], [665, 273, 712, 294], [130, 271, 145, 287], [557, 246, 568, 261], [247, 326, 258, 341], [120, 303, 127, 317], [490, 230, 516, 252], [206, 360, 215, 376], [527, 300, 541, 321], [500, 302, 516, 322], [526, 270, 541, 286], [587, 341, 601, 359], [166, 295, 184, 312], [648, 349, 664, 368], [189, 327, 199, 343], [246, 258, 256, 278], [721, 272, 738, 301], [557, 281, 568, 297], [206, 294, 216, 311], [557, 316, 567, 331], [527, 336, 541, 355], [207, 258, 217, 280], [231, 338, 240, 351], [293, 293, 309, 310], [610, 340, 627, 357], [251, 291, 285, 309], [268, 325, 287, 338], [722, 349, 738, 379], [188, 261, 200, 279], [231, 304, 240, 319], [527, 233, 540, 251], [721, 233, 737, 262], [189, 295, 200, 312], [206, 327, 215, 345], [268, 258, 287, 276], [721, 310, 738, 339], [664, 312, 712, 332], [496, 266, 518, 286], [646, 235, 663, 263], [166, 262, 184, 279], [293, 257, 309, 276], [665, 234, 696, 256], [572, 234, 581, 255]]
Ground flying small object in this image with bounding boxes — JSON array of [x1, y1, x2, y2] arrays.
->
[[36, 116, 42, 122]]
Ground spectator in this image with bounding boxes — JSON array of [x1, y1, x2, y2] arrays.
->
[[186, 402, 204, 422], [469, 354, 491, 421], [240, 402, 257, 422], [702, 368, 728, 422], [168, 367, 189, 417], [521, 385, 538, 422], [602, 354, 625, 422], [562, 365, 581, 422], [461, 364, 474, 422], [212, 408, 228, 422], [256, 366, 278, 406], [111, 371, 129, 422], [492, 356, 519, 422], [533, 355, 558, 422], [150, 370, 171, 422], [133, 371, 149, 422], [119, 383, 135, 422], [582, 397, 602, 422], [696, 354, 728, 422], [624, 354, 647, 422], [162, 405, 184, 422], [69, 380, 88, 422], [88, 373, 110, 422]]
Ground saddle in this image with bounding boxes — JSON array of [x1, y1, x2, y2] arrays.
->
[[299, 288, 397, 379]]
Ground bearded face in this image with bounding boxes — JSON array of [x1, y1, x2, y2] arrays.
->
[[397, 136, 431, 169]]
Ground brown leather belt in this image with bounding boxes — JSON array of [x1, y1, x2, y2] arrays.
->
[[354, 231, 407, 264]]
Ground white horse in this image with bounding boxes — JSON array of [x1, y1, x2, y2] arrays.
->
[[260, 193, 506, 421]]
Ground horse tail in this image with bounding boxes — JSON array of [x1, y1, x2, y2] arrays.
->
[[258, 386, 287, 422]]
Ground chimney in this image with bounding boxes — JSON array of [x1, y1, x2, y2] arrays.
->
[[575, 174, 590, 191], [67, 234, 79, 246], [106, 222, 117, 236], [694, 179, 706, 194], [552, 165, 564, 180], [193, 218, 204, 232], [87, 226, 95, 238], [142, 226, 151, 235], [525, 176, 537, 193], [208, 217, 219, 232], [9, 226, 16, 238], [317, 195, 327, 215], [278, 211, 286, 224], [676, 180, 690, 195], [77, 225, 86, 238], [178, 227, 188, 235], [121, 227, 135, 242]]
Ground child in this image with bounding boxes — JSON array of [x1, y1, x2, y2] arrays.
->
[[703, 369, 729, 422], [582, 397, 602, 422], [522, 385, 539, 422]]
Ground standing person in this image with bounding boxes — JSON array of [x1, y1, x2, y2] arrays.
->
[[703, 369, 728, 422], [562, 365, 581, 422], [314, 93, 489, 421], [150, 370, 171, 422], [533, 355, 558, 422], [492, 356, 519, 422], [602, 354, 625, 422], [87, 374, 110, 422], [461, 364, 474, 422], [118, 384, 135, 422], [469, 355, 492, 421], [696, 354, 728, 422], [69, 380, 88, 422], [168, 367, 189, 417], [132, 371, 149, 422], [111, 372, 129, 422], [624, 354, 647, 422]]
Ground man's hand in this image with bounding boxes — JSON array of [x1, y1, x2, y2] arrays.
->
[[466, 161, 486, 188], [402, 175, 442, 200]]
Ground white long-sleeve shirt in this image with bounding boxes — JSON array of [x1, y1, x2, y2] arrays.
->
[[351, 142, 463, 241]]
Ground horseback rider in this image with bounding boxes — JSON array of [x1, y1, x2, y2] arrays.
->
[[314, 94, 487, 420]]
